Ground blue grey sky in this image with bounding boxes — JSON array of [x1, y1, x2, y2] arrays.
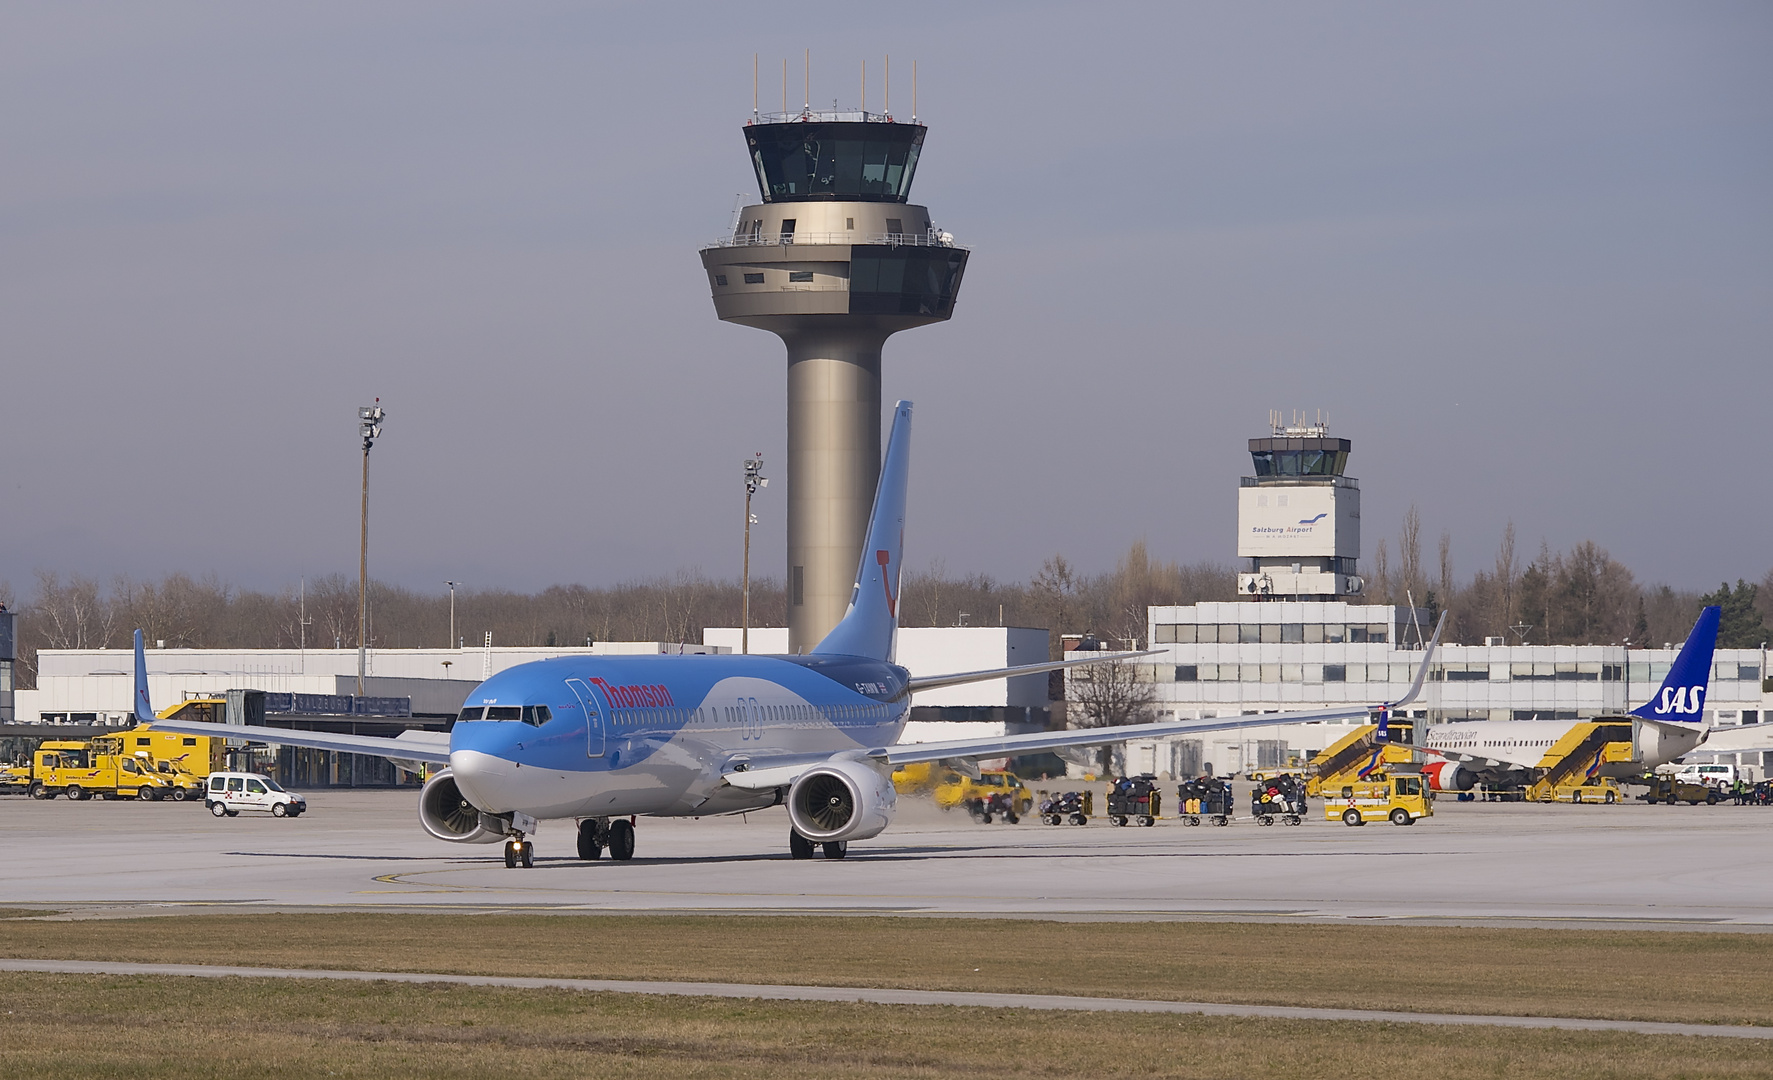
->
[[3, 2, 1768, 596]]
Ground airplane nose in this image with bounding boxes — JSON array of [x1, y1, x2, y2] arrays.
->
[[448, 724, 520, 812]]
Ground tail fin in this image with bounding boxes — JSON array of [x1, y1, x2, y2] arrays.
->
[[133, 629, 156, 723], [1631, 605, 1720, 722], [812, 400, 912, 661]]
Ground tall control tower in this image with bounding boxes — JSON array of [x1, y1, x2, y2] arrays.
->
[[701, 108, 967, 652], [1237, 413, 1365, 601]]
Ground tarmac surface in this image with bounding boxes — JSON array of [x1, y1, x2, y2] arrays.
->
[[5, 956, 1770, 1039], [3, 787, 1771, 928]]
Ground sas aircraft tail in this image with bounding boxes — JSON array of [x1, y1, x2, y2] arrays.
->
[[133, 629, 156, 723], [1631, 605, 1720, 723], [812, 400, 912, 662]]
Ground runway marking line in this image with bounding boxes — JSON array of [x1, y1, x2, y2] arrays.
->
[[0, 957, 1767, 1040]]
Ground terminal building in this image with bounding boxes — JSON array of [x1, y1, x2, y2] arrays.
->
[[1075, 417, 1770, 780]]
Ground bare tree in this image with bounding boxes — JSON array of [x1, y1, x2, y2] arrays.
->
[[1399, 505, 1424, 604], [1494, 520, 1518, 638], [1370, 539, 1391, 604], [1066, 659, 1157, 777]]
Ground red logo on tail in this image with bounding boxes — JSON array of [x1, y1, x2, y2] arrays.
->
[[876, 550, 897, 617]]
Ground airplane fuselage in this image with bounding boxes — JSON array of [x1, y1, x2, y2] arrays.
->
[[1421, 717, 1706, 780], [446, 653, 911, 821]]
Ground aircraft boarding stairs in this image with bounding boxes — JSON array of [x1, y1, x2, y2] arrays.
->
[[1525, 721, 1636, 801], [1305, 719, 1418, 797]]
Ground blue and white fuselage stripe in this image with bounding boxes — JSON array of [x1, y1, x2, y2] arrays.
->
[[447, 653, 910, 820]]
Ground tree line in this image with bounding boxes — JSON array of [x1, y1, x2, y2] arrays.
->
[[4, 526, 1767, 690]]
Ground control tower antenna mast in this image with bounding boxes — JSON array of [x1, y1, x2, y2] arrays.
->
[[701, 67, 968, 652]]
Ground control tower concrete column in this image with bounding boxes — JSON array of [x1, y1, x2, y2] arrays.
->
[[701, 110, 967, 651]]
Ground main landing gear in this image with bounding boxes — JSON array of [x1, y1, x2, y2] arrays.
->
[[573, 817, 636, 862], [788, 829, 846, 860]]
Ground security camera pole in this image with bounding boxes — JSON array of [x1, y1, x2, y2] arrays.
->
[[357, 401, 385, 696], [741, 453, 767, 654]]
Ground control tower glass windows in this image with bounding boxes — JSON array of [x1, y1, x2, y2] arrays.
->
[[849, 247, 968, 318], [1247, 437, 1351, 477], [746, 122, 925, 202]]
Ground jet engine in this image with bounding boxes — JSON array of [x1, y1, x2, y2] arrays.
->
[[787, 757, 896, 843], [418, 769, 507, 843], [1422, 760, 1473, 793]]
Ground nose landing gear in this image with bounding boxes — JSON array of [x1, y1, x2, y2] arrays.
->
[[504, 837, 534, 868]]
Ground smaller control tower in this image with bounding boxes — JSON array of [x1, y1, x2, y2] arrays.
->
[[1237, 412, 1364, 601]]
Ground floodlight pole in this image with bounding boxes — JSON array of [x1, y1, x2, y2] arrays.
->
[[445, 581, 457, 651], [741, 453, 766, 654], [357, 401, 385, 697]]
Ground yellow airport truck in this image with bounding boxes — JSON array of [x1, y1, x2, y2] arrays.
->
[[27, 740, 172, 801], [1323, 773, 1433, 826]]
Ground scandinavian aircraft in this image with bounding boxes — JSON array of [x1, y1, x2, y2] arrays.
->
[[152, 401, 1442, 864], [1416, 606, 1721, 792]]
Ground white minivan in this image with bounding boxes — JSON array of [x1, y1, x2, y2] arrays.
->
[[205, 772, 307, 818], [1673, 763, 1737, 789]]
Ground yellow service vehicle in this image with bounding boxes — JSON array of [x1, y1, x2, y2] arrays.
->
[[1323, 773, 1432, 826], [933, 770, 1035, 817], [27, 740, 171, 801], [1529, 777, 1622, 804], [116, 725, 220, 799], [891, 761, 944, 795]]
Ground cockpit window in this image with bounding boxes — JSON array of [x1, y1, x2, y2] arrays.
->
[[486, 706, 521, 722], [522, 706, 551, 727], [458, 707, 484, 722]]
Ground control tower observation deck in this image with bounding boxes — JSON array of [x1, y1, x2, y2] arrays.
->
[[700, 110, 968, 652], [1237, 414, 1364, 601]]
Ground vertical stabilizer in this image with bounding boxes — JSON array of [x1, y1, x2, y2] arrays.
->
[[811, 400, 912, 660], [133, 629, 155, 723], [1632, 606, 1720, 722]]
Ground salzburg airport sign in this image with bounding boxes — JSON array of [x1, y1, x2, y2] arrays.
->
[[1236, 485, 1357, 559]]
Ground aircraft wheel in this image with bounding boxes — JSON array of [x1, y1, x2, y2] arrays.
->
[[822, 841, 847, 860], [504, 841, 518, 869], [577, 820, 604, 860], [1389, 808, 1412, 826], [521, 844, 534, 868], [608, 819, 636, 861], [789, 829, 816, 859], [210, 801, 227, 817], [1342, 809, 1363, 827]]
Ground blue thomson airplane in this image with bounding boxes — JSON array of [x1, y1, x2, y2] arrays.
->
[[152, 402, 1442, 865]]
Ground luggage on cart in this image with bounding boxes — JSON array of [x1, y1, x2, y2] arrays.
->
[[1106, 775, 1161, 826], [1176, 777, 1232, 826], [1038, 789, 1092, 826], [965, 790, 1022, 824], [1251, 775, 1306, 826]]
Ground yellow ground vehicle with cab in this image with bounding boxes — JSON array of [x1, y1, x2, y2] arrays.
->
[[1323, 773, 1432, 826]]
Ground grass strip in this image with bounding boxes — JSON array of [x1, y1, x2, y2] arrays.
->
[[4, 913, 1770, 1028], [1, 972, 1767, 1080]]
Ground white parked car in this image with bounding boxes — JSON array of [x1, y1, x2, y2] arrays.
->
[[205, 772, 307, 818], [1673, 763, 1738, 789]]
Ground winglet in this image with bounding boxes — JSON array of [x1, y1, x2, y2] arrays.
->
[[1632, 605, 1720, 723], [1385, 610, 1447, 712], [133, 629, 155, 723], [812, 401, 912, 661]]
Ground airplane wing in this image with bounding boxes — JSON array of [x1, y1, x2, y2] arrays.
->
[[904, 650, 1162, 695], [147, 718, 454, 766], [1416, 745, 1529, 773], [724, 614, 1447, 784]]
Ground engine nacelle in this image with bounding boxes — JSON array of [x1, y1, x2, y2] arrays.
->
[[1422, 760, 1473, 792], [419, 770, 507, 843], [787, 757, 896, 843]]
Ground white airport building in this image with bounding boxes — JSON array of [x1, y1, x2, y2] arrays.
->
[[1073, 417, 1769, 780]]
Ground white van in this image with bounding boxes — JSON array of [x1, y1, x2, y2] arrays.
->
[[1673, 763, 1737, 789], [205, 772, 307, 818]]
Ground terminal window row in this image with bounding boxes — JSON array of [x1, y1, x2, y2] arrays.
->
[[1154, 623, 1390, 644], [1171, 663, 1419, 684]]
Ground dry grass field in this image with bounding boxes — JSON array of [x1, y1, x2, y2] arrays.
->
[[3, 912, 1771, 1028], [0, 972, 1767, 1080]]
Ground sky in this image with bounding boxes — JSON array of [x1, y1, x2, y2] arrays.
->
[[3, 1, 1769, 599]]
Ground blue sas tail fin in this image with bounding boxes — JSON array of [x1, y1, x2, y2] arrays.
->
[[133, 629, 156, 723], [1631, 605, 1720, 722], [812, 400, 912, 662]]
